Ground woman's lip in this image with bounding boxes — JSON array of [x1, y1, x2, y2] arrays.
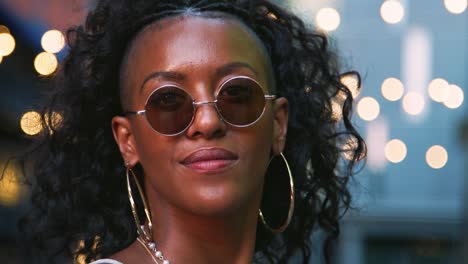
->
[[181, 159, 237, 171], [181, 148, 238, 164], [180, 148, 238, 172]]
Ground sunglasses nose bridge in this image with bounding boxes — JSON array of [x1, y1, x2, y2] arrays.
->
[[192, 100, 224, 121], [193, 100, 217, 107]]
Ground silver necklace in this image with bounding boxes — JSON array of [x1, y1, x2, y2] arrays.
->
[[137, 234, 171, 264]]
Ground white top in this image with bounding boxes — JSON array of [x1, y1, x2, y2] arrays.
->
[[89, 259, 123, 264]]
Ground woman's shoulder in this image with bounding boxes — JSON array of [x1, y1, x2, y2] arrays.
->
[[89, 259, 124, 264]]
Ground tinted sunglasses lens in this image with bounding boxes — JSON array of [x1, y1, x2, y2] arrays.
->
[[217, 77, 266, 126], [145, 86, 193, 135]]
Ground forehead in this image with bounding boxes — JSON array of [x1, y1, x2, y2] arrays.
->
[[120, 14, 273, 95]]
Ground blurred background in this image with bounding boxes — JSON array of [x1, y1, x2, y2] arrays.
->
[[0, 0, 466, 263]]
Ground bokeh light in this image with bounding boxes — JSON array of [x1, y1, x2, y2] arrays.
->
[[402, 92, 425, 115], [444, 0, 467, 14], [0, 165, 23, 206], [357, 97, 380, 121], [34, 52, 58, 75], [342, 136, 363, 161], [0, 33, 16, 56], [443, 84, 464, 109], [20, 111, 43, 136], [381, 77, 404, 101], [45, 111, 63, 132], [0, 25, 9, 34], [331, 100, 343, 121], [426, 145, 448, 169], [428, 78, 450, 103], [385, 139, 407, 163], [316, 8, 341, 32], [340, 73, 361, 98], [41, 29, 65, 53], [380, 0, 405, 24]]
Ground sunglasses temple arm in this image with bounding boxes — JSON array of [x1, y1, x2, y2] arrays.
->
[[124, 110, 146, 116]]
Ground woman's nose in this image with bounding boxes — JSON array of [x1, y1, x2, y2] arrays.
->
[[185, 101, 227, 139]]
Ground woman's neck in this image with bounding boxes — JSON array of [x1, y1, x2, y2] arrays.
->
[[146, 188, 261, 264]]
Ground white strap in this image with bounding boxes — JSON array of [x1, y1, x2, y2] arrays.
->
[[89, 259, 124, 264]]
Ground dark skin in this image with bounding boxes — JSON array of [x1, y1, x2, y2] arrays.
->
[[111, 15, 288, 264]]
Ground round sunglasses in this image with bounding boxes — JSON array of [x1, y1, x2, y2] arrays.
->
[[125, 76, 276, 136]]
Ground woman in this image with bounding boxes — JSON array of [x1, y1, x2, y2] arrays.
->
[[19, 0, 365, 263]]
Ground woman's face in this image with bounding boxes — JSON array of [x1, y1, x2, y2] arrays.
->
[[112, 15, 288, 216]]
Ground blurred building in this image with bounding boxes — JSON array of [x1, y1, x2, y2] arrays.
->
[[295, 1, 466, 263]]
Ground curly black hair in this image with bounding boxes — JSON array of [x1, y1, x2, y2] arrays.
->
[[18, 0, 366, 263]]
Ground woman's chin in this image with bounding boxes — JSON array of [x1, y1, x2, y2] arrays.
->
[[186, 186, 255, 216]]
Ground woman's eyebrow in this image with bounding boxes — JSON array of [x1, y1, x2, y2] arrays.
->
[[215, 62, 258, 78], [140, 71, 186, 93], [139, 62, 257, 93]]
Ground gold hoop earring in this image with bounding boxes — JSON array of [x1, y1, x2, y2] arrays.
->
[[258, 152, 294, 234], [126, 165, 153, 242]]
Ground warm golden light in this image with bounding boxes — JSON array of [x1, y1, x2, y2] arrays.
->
[[0, 33, 16, 56], [340, 73, 361, 98], [428, 78, 450, 103], [0, 56, 3, 64], [331, 100, 343, 121], [41, 29, 65, 53], [0, 25, 9, 34], [34, 52, 58, 75], [402, 92, 425, 115], [357, 97, 380, 121], [443, 84, 464, 109], [0, 165, 23, 206], [381, 77, 404, 101], [20, 111, 43, 136], [316, 8, 341, 32], [444, 0, 467, 14], [385, 139, 407, 163], [380, 0, 405, 24], [426, 145, 448, 169], [342, 137, 361, 161], [45, 111, 63, 131]]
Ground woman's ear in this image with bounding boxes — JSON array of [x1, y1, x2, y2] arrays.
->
[[271, 97, 288, 155], [111, 116, 139, 167]]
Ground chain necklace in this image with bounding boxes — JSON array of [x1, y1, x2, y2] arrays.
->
[[136, 231, 171, 264]]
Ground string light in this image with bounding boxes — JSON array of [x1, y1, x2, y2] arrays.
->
[[0, 33, 16, 56], [428, 78, 450, 103], [426, 145, 448, 169], [385, 139, 407, 163], [0, 165, 23, 206], [316, 7, 341, 32], [41, 29, 65, 54], [340, 73, 361, 98], [45, 111, 63, 132], [0, 25, 9, 34], [381, 77, 404, 101], [20, 111, 43, 136], [20, 111, 63, 136], [34, 52, 58, 75], [357, 97, 380, 121], [380, 0, 405, 24], [444, 0, 467, 14], [402, 92, 425, 115], [342, 137, 362, 161], [331, 100, 343, 121], [443, 84, 464, 109]]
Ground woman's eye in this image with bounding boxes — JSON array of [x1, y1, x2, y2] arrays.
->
[[158, 93, 179, 105], [150, 89, 187, 110], [219, 85, 252, 103]]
